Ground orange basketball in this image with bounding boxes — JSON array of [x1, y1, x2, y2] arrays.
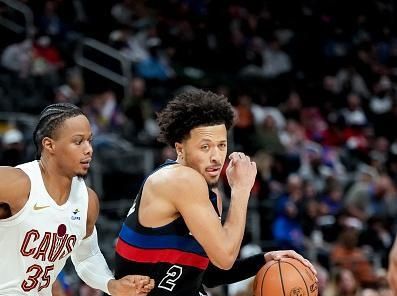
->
[[253, 258, 318, 296]]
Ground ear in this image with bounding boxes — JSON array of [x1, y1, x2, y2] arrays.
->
[[41, 137, 56, 155], [175, 142, 183, 156]]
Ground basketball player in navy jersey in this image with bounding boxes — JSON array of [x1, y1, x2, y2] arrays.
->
[[0, 103, 154, 295], [114, 90, 316, 295]]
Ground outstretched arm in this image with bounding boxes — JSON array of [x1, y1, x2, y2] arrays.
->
[[167, 152, 257, 270], [71, 188, 154, 296], [203, 253, 265, 287], [203, 250, 317, 287]]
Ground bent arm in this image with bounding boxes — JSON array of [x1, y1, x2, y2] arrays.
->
[[202, 254, 265, 287], [71, 188, 114, 294], [74, 188, 155, 295], [170, 156, 256, 269], [71, 227, 114, 294]]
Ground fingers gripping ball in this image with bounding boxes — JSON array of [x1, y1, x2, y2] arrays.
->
[[253, 258, 318, 296]]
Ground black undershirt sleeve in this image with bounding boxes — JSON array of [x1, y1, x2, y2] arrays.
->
[[202, 253, 265, 288]]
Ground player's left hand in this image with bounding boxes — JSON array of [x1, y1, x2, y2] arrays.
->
[[135, 275, 155, 296], [264, 250, 317, 276], [108, 275, 155, 296]]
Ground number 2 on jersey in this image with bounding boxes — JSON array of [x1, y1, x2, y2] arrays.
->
[[158, 265, 183, 291]]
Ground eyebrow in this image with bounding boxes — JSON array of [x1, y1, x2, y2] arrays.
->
[[200, 139, 227, 144], [72, 133, 93, 138]]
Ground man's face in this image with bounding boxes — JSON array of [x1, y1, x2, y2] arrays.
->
[[177, 124, 228, 188], [51, 115, 93, 178]]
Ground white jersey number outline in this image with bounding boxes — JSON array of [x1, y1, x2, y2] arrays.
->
[[158, 265, 183, 291]]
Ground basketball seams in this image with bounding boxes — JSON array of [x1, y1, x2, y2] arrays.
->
[[260, 261, 279, 296], [282, 260, 310, 296], [275, 261, 286, 296], [254, 258, 317, 296]]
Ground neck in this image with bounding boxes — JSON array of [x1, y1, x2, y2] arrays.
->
[[39, 158, 73, 205], [176, 156, 185, 165]]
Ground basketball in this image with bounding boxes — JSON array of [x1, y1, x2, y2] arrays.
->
[[253, 258, 318, 296]]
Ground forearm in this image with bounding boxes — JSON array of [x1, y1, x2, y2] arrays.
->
[[223, 189, 250, 257], [71, 228, 114, 294], [203, 253, 265, 288]]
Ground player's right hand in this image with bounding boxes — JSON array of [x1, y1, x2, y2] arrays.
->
[[226, 152, 257, 194], [108, 275, 155, 296]]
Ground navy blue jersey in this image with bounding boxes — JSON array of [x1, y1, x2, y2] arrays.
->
[[114, 160, 219, 296]]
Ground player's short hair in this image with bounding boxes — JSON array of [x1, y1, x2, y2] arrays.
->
[[33, 103, 85, 158], [157, 89, 235, 146]]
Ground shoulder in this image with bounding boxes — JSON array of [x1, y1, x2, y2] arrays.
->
[[0, 166, 30, 204], [146, 165, 208, 200]]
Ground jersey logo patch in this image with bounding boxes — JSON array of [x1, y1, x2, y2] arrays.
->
[[33, 203, 50, 211], [71, 208, 81, 220]]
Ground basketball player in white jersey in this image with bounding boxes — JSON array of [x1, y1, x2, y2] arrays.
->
[[0, 103, 154, 296]]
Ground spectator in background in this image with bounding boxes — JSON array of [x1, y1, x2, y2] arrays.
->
[[251, 94, 286, 130], [54, 68, 84, 104], [83, 90, 126, 137], [31, 35, 64, 76], [319, 182, 344, 217], [252, 114, 285, 155], [272, 174, 305, 252], [323, 268, 361, 296], [334, 64, 370, 99], [135, 37, 174, 81], [278, 91, 302, 122], [1, 38, 33, 78], [122, 77, 158, 142], [360, 216, 393, 268], [0, 128, 26, 166], [31, 35, 64, 90], [36, 0, 68, 43], [341, 93, 368, 128], [111, 0, 136, 26], [233, 93, 256, 153], [345, 173, 396, 222], [261, 36, 292, 79], [330, 224, 377, 286]]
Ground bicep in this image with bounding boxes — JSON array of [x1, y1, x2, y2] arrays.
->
[[85, 188, 100, 238], [174, 183, 224, 260], [0, 167, 29, 205]]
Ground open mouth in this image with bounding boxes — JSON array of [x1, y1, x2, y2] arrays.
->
[[206, 167, 221, 176]]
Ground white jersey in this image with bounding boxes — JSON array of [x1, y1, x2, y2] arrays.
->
[[0, 160, 89, 296]]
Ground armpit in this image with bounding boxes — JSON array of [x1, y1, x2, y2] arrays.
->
[[0, 202, 12, 219]]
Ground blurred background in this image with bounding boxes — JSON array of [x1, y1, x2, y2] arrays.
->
[[1, 0, 397, 295]]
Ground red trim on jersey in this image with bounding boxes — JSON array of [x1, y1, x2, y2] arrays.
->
[[116, 238, 209, 270]]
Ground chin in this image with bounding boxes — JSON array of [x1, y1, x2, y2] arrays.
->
[[77, 172, 88, 179], [208, 180, 219, 189]]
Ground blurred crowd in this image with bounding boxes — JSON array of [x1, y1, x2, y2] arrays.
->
[[1, 0, 397, 295]]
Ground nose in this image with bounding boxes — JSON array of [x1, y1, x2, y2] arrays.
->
[[84, 141, 93, 156], [210, 147, 221, 163]]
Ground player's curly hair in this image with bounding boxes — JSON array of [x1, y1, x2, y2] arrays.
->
[[157, 89, 235, 146]]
